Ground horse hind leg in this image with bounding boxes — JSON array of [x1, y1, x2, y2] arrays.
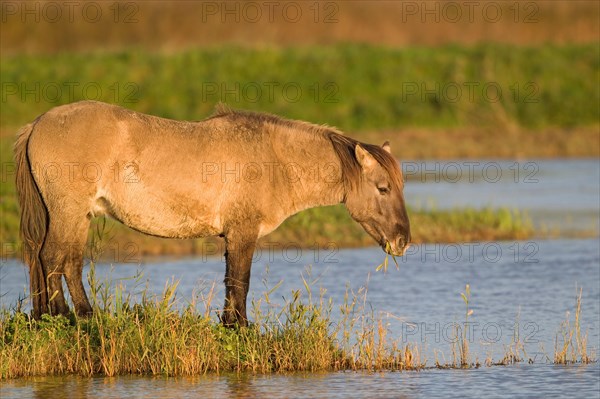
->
[[41, 211, 92, 317], [39, 240, 71, 316], [45, 258, 69, 316]]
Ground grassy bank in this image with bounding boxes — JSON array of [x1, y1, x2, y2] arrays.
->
[[1, 200, 534, 261], [267, 205, 532, 248], [0, 277, 594, 378], [2, 44, 598, 160], [1, 44, 598, 132], [1, 183, 533, 262]]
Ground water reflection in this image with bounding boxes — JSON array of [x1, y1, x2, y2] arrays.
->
[[4, 366, 598, 399], [224, 373, 259, 399], [4, 376, 91, 399]]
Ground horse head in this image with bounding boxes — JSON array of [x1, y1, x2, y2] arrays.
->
[[344, 141, 411, 256]]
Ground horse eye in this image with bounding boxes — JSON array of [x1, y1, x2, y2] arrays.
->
[[377, 186, 390, 195]]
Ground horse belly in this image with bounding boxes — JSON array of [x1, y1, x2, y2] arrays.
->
[[94, 188, 221, 239]]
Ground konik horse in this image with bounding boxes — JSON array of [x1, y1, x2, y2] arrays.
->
[[15, 101, 410, 326]]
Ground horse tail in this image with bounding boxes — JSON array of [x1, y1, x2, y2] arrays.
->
[[14, 121, 49, 319]]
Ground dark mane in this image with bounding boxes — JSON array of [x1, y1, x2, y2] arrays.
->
[[210, 105, 404, 192], [210, 103, 339, 136], [327, 133, 404, 193]]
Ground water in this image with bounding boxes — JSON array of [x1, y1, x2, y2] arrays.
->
[[2, 365, 599, 399], [1, 159, 599, 398], [403, 159, 600, 232]]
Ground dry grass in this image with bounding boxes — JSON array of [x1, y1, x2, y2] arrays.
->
[[554, 287, 595, 365], [494, 312, 528, 366], [2, 127, 599, 160], [1, 1, 597, 55]]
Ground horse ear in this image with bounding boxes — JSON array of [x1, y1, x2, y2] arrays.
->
[[355, 145, 377, 170], [382, 141, 391, 153]]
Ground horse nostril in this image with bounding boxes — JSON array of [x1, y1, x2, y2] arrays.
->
[[397, 237, 406, 250], [397, 234, 411, 251]]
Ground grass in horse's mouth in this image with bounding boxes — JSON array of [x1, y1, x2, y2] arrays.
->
[[376, 241, 400, 273]]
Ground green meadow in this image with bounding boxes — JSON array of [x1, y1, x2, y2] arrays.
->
[[1, 43, 598, 132]]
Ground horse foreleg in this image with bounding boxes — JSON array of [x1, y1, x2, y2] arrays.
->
[[221, 234, 257, 327]]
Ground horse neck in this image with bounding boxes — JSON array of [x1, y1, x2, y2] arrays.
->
[[275, 126, 346, 214]]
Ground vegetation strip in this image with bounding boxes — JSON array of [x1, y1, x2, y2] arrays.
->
[[1, 44, 597, 132], [1, 202, 534, 260]]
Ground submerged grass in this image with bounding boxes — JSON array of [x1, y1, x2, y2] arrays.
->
[[0, 273, 595, 379]]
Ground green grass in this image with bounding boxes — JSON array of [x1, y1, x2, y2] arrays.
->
[[270, 205, 534, 247], [0, 137, 19, 247], [1, 43, 598, 132]]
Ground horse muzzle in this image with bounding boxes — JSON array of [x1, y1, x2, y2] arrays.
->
[[384, 235, 411, 257]]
